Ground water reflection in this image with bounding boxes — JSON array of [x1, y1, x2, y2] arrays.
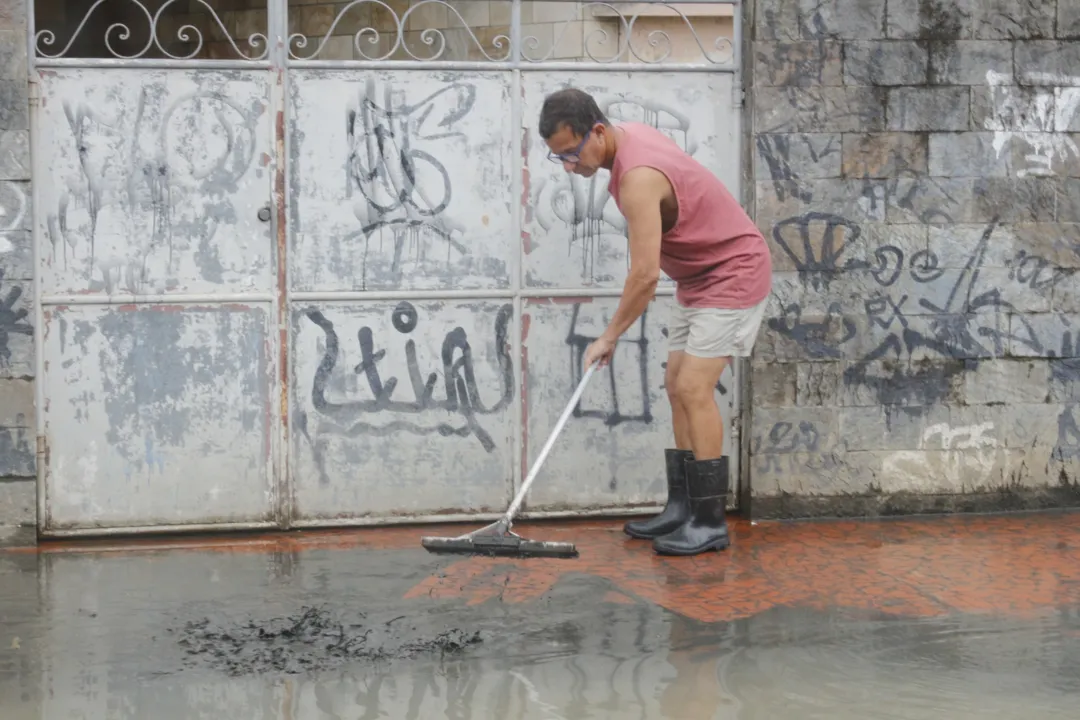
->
[[19, 611, 1080, 719], [2, 545, 1079, 719]]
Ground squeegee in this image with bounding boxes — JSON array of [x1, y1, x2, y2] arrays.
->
[[421, 362, 597, 559]]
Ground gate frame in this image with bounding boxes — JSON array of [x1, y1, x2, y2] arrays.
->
[[26, 0, 747, 537]]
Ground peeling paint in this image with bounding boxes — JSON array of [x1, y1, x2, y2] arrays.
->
[[36, 70, 273, 297], [44, 305, 273, 528]]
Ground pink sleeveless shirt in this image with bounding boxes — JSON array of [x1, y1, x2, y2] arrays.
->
[[607, 122, 772, 309]]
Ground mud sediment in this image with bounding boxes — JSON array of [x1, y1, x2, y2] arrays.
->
[[169, 605, 482, 676]]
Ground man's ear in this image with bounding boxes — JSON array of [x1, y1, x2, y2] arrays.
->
[[592, 123, 608, 148]]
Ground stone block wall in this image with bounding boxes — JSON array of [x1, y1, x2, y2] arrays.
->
[[0, 0, 35, 537], [747, 0, 1080, 517]]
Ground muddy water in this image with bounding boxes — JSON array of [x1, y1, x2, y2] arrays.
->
[[2, 545, 1079, 719]]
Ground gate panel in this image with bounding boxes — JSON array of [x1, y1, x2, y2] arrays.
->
[[287, 66, 518, 521], [35, 70, 274, 297], [33, 62, 277, 530], [42, 304, 273, 529], [288, 70, 515, 292], [290, 299, 515, 520]]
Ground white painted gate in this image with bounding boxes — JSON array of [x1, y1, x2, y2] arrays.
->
[[29, 0, 743, 535]]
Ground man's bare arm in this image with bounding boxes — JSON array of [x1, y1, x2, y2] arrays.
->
[[599, 167, 665, 343]]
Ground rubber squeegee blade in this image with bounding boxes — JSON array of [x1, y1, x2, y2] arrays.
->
[[421, 534, 579, 559]]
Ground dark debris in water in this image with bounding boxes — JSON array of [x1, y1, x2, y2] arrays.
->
[[168, 605, 482, 676]]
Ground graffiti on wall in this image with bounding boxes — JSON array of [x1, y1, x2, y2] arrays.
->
[[43, 81, 265, 294], [290, 74, 512, 294], [1, 178, 34, 475], [754, 421, 821, 455], [564, 303, 654, 427], [765, 207, 1080, 468], [0, 269, 31, 370], [1051, 353, 1080, 464], [544, 301, 731, 433], [750, 420, 823, 476], [883, 421, 999, 492], [756, 135, 839, 204], [1, 179, 32, 370], [983, 70, 1080, 177], [0, 421, 33, 477], [532, 97, 695, 283], [899, 421, 997, 490], [0, 180, 28, 256], [343, 79, 475, 288], [768, 212, 1075, 404], [300, 302, 515, 454], [296, 297, 733, 472]]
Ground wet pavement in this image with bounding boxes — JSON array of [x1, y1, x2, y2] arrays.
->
[[2, 511, 1080, 719]]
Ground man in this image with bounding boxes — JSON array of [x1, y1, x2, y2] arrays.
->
[[537, 88, 772, 557]]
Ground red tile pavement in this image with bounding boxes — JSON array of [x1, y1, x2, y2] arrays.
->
[[403, 513, 1080, 622], [10, 511, 1080, 624]]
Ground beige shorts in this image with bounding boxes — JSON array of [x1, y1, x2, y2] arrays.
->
[[667, 298, 768, 358]]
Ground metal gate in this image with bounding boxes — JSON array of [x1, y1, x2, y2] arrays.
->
[[28, 0, 744, 535]]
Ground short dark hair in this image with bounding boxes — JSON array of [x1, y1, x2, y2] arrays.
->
[[538, 88, 609, 140]]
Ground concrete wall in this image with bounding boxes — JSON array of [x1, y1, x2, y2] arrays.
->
[[747, 0, 1080, 517], [0, 0, 34, 540]]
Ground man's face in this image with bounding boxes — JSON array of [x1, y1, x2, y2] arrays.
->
[[544, 123, 606, 177]]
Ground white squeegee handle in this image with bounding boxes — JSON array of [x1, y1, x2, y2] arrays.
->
[[503, 362, 597, 523]]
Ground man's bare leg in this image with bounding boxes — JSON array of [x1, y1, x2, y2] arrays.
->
[[666, 350, 693, 450], [673, 355, 729, 459]]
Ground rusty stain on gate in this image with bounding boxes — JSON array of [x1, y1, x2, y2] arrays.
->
[[26, 0, 744, 536]]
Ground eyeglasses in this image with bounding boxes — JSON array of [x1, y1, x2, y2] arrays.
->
[[546, 130, 590, 164]]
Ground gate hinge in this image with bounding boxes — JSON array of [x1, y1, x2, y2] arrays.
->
[[27, 77, 40, 105], [36, 434, 49, 471]]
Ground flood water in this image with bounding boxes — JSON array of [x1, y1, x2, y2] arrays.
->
[[2, 519, 1079, 719]]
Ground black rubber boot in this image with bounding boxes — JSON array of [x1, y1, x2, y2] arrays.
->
[[652, 457, 731, 556], [623, 449, 693, 539]]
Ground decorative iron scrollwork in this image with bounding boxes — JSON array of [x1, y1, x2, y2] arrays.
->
[[522, 2, 735, 64], [33, 0, 737, 66], [288, 0, 512, 62], [34, 0, 269, 61]]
